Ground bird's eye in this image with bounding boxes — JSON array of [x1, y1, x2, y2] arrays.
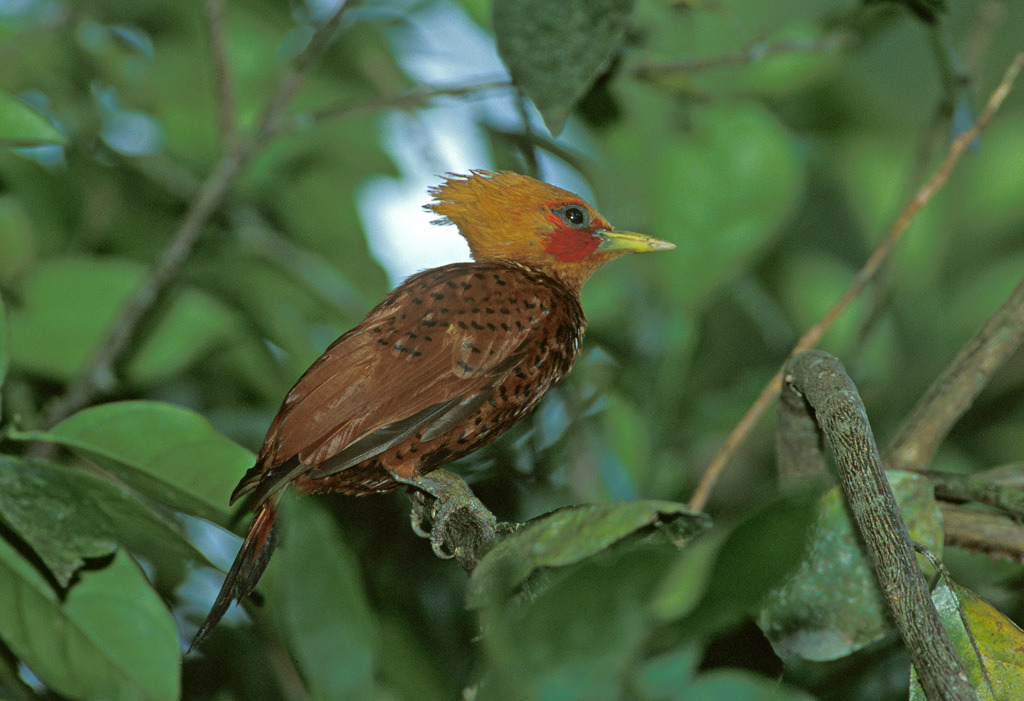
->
[[559, 205, 588, 228]]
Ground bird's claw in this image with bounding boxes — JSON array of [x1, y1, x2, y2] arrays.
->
[[401, 469, 498, 571]]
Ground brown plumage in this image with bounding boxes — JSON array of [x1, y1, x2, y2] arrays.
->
[[189, 171, 673, 650]]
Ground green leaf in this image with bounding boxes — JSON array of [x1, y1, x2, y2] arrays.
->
[[0, 194, 37, 283], [0, 455, 212, 588], [653, 102, 803, 307], [910, 578, 1024, 701], [10, 401, 253, 526], [493, 0, 636, 135], [759, 471, 943, 662], [681, 669, 816, 701], [0, 546, 179, 700], [468, 500, 710, 608], [0, 91, 64, 146], [478, 544, 674, 701], [7, 256, 237, 385], [667, 486, 823, 638], [264, 495, 377, 700]]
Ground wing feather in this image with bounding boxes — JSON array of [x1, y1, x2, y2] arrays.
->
[[254, 263, 557, 481]]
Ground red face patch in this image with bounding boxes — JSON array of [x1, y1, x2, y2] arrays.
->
[[544, 226, 601, 262]]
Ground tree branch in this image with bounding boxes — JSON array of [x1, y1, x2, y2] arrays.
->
[[631, 32, 853, 80], [780, 350, 975, 701], [42, 6, 352, 428], [689, 51, 1024, 512], [884, 272, 1024, 472], [940, 504, 1024, 560], [204, 0, 238, 149]]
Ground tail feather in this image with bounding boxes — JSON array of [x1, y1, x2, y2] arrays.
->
[[188, 497, 281, 653]]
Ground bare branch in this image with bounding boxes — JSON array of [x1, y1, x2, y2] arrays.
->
[[631, 32, 853, 79], [940, 504, 1024, 561], [42, 5, 353, 428], [884, 273, 1024, 471], [204, 0, 238, 148], [781, 351, 975, 701], [300, 80, 513, 128], [689, 51, 1024, 512]]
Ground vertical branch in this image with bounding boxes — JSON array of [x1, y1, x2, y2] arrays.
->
[[782, 351, 975, 701]]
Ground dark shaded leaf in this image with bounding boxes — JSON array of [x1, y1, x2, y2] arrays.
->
[[0, 546, 179, 700], [494, 0, 636, 135], [0, 455, 212, 587], [660, 486, 823, 639], [680, 669, 816, 700], [264, 494, 377, 699]]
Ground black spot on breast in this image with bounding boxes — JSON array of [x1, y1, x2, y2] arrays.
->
[[471, 321, 484, 330], [430, 292, 444, 300], [446, 280, 457, 289], [412, 297, 423, 305], [457, 360, 474, 372]]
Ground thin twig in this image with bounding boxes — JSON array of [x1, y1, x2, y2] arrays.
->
[[781, 351, 975, 701], [631, 32, 853, 79], [688, 51, 1024, 512], [42, 6, 352, 428], [204, 0, 238, 149], [299, 80, 513, 128], [884, 273, 1024, 472]]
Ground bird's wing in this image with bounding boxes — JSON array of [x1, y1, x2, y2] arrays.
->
[[251, 265, 555, 485]]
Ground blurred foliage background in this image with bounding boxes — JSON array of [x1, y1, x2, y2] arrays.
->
[[0, 0, 1023, 699]]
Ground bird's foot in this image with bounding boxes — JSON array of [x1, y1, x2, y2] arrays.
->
[[394, 469, 498, 571]]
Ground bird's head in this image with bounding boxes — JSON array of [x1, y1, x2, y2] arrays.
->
[[425, 170, 674, 291]]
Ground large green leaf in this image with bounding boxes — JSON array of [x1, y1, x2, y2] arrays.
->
[[658, 486, 823, 638], [10, 401, 253, 526], [0, 91, 64, 146], [7, 256, 237, 385], [264, 495, 377, 699], [478, 544, 677, 701], [653, 102, 803, 307], [493, 0, 636, 135], [0, 455, 212, 588], [0, 545, 179, 700], [759, 471, 943, 662], [909, 578, 1024, 701], [468, 500, 710, 608]]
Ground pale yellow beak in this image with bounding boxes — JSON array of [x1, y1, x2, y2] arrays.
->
[[596, 229, 675, 254]]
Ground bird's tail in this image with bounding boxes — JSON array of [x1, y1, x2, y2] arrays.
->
[[187, 495, 281, 653]]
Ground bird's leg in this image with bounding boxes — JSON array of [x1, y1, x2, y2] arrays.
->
[[389, 468, 497, 571]]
